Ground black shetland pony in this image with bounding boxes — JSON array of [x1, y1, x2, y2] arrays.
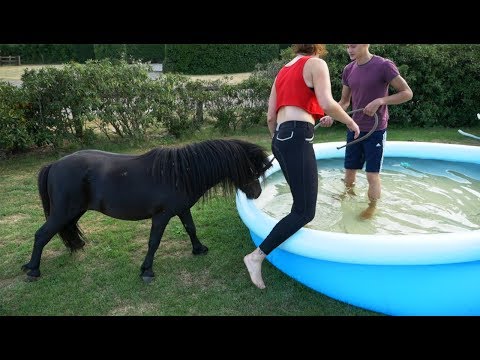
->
[[22, 139, 272, 282]]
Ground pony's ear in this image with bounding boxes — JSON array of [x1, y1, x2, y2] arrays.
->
[[266, 158, 274, 169], [258, 158, 273, 176]]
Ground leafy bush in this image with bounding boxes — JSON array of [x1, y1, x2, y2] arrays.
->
[[0, 82, 32, 153], [150, 73, 208, 138], [21, 63, 98, 146], [247, 44, 480, 128], [21, 67, 76, 146], [83, 59, 157, 139]]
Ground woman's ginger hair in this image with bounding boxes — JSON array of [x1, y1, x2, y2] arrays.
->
[[292, 44, 327, 58]]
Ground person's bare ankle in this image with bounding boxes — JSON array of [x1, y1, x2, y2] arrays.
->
[[359, 200, 377, 220], [345, 186, 356, 196], [342, 179, 356, 194], [243, 248, 266, 289]]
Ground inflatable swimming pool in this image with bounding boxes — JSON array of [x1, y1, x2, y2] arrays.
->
[[236, 141, 480, 316]]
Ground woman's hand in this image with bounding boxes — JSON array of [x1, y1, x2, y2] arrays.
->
[[318, 116, 334, 127], [348, 120, 360, 139]]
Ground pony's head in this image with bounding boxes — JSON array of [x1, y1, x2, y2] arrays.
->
[[148, 139, 273, 200], [238, 178, 263, 199], [231, 139, 273, 199]]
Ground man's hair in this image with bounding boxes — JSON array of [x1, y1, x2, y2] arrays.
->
[[292, 44, 327, 58]]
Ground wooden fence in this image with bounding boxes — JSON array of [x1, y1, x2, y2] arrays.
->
[[0, 56, 21, 66]]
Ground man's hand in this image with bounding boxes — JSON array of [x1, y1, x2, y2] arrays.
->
[[363, 99, 383, 117]]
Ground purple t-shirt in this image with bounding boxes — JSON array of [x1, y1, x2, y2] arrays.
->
[[342, 55, 400, 131]]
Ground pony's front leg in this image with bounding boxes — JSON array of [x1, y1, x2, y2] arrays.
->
[[178, 209, 208, 255], [140, 212, 172, 283]]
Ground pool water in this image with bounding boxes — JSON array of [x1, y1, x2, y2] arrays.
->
[[255, 157, 480, 235]]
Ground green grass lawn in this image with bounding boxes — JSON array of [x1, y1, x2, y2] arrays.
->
[[1, 124, 479, 316]]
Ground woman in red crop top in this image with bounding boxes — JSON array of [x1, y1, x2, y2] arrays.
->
[[243, 44, 360, 289]]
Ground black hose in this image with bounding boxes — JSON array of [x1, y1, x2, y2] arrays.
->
[[314, 108, 379, 150]]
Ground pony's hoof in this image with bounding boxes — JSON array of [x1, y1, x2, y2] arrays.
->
[[26, 269, 40, 278], [21, 263, 32, 272], [25, 275, 40, 282], [142, 276, 154, 284], [140, 269, 154, 283], [192, 245, 208, 255]]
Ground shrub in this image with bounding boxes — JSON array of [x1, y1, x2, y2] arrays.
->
[[0, 82, 32, 153]]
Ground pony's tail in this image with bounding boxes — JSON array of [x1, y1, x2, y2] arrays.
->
[[59, 223, 86, 252], [38, 164, 52, 219], [38, 163, 86, 252]]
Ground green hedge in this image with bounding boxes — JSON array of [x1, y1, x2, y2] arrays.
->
[[370, 44, 480, 127], [93, 44, 165, 63], [93, 44, 128, 60], [73, 44, 95, 62], [163, 44, 280, 75], [0, 44, 76, 64], [125, 44, 165, 62], [322, 44, 480, 128], [1, 44, 478, 154], [0, 44, 164, 64]]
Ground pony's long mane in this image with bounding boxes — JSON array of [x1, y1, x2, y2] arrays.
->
[[140, 139, 271, 199]]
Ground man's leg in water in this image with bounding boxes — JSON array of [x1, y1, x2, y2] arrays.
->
[[360, 172, 381, 219]]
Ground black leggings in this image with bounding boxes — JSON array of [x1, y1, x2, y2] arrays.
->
[[259, 121, 318, 255]]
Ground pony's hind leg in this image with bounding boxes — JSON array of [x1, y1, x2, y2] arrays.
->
[[178, 209, 208, 255], [22, 218, 64, 280], [22, 211, 85, 280], [140, 211, 172, 283]]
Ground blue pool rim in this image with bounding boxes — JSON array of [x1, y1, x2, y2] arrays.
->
[[236, 141, 480, 316]]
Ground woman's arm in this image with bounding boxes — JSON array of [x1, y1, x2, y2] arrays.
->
[[266, 80, 277, 137], [309, 58, 360, 137]]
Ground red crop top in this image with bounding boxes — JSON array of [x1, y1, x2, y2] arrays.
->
[[275, 55, 325, 119]]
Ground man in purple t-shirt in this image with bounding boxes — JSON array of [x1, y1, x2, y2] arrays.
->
[[320, 44, 413, 219]]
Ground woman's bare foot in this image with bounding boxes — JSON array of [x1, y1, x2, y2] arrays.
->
[[243, 248, 266, 289]]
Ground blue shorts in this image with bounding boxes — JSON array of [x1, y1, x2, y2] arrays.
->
[[344, 129, 387, 173]]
